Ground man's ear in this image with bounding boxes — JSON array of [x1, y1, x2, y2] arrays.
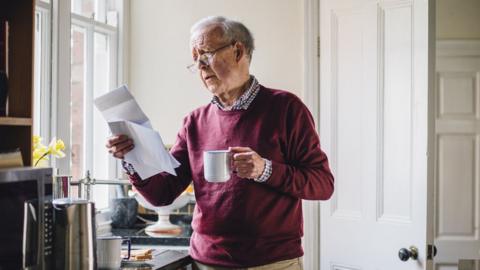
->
[[235, 43, 245, 62]]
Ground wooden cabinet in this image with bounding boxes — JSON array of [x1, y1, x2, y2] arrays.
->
[[0, 0, 35, 166]]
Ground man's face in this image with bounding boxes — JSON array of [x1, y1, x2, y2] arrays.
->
[[190, 27, 241, 96]]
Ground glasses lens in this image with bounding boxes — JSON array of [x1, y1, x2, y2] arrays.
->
[[187, 54, 211, 73], [199, 54, 210, 66], [187, 63, 198, 73]]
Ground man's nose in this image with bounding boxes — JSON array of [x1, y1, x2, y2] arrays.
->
[[198, 58, 209, 70]]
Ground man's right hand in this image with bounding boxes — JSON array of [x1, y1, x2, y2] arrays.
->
[[106, 134, 134, 159]]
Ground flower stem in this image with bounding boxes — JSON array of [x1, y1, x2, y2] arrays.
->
[[34, 151, 50, 167]]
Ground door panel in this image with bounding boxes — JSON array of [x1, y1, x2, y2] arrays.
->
[[320, 0, 434, 269], [434, 41, 480, 269]]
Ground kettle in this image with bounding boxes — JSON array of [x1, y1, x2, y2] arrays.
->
[[53, 198, 97, 270]]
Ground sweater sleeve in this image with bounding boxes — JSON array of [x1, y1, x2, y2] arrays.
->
[[129, 117, 192, 206], [263, 97, 334, 200]]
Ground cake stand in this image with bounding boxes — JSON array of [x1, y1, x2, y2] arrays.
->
[[132, 191, 194, 233]]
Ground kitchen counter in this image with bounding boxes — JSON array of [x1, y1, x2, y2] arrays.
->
[[459, 259, 480, 270], [111, 213, 192, 246], [112, 225, 191, 246], [112, 213, 193, 269], [121, 249, 192, 270]]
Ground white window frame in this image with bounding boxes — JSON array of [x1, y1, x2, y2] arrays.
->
[[34, 0, 52, 143], [71, 13, 118, 180], [50, 0, 127, 203]]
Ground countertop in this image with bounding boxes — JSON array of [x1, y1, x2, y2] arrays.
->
[[120, 249, 192, 270], [111, 213, 192, 246], [112, 213, 193, 269], [459, 259, 480, 270]]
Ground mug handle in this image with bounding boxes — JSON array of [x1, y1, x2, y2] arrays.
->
[[121, 239, 131, 260]]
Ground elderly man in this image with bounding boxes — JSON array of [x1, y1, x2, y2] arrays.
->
[[106, 16, 334, 270]]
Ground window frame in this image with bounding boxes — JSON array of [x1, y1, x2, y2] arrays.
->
[[70, 13, 118, 181], [34, 0, 52, 144], [44, 0, 127, 207]]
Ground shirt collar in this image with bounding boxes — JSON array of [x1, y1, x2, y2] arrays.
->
[[211, 75, 260, 111]]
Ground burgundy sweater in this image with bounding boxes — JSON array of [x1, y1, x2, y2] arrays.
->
[[130, 86, 334, 267]]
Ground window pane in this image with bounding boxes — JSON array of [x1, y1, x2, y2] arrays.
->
[[92, 32, 111, 209], [34, 7, 51, 148], [105, 0, 119, 27], [71, 25, 86, 180], [71, 0, 94, 19], [71, 0, 119, 27]]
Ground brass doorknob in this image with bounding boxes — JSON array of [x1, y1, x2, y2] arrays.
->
[[398, 246, 418, 261]]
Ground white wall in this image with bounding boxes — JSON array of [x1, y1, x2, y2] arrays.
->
[[436, 0, 480, 39], [128, 0, 305, 144]]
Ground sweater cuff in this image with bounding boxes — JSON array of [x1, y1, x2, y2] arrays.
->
[[254, 159, 272, 183], [264, 160, 287, 189]]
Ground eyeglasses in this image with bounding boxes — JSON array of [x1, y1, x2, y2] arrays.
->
[[187, 42, 235, 73]]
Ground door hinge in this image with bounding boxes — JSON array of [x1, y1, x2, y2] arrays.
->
[[427, 244, 437, 260], [317, 36, 320, 58]]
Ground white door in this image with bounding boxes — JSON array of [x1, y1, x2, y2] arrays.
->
[[434, 40, 480, 270], [319, 0, 435, 269]]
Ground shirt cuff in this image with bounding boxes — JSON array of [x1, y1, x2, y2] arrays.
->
[[121, 160, 141, 182], [254, 159, 272, 183]]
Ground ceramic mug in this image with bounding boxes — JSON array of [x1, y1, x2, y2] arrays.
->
[[203, 150, 232, 182], [97, 236, 131, 269]]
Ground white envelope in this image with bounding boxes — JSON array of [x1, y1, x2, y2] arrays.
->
[[94, 85, 180, 180]]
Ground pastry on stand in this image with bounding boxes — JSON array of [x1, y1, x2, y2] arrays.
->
[[132, 187, 194, 236]]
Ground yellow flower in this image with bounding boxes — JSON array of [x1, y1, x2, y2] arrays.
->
[[33, 135, 66, 167], [48, 138, 65, 158], [33, 135, 42, 148], [33, 145, 49, 161]]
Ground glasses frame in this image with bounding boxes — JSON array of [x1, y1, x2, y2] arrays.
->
[[187, 41, 236, 73]]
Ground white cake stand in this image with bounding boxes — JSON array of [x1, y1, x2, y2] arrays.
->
[[132, 191, 193, 233]]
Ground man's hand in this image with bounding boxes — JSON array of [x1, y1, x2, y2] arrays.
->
[[229, 146, 266, 179], [106, 134, 134, 159]]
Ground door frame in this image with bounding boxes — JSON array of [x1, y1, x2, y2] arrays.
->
[[302, 0, 321, 269]]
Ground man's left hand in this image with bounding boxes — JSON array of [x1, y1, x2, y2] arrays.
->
[[229, 147, 266, 179]]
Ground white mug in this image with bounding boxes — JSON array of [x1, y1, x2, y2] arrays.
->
[[203, 150, 232, 182], [97, 236, 131, 269]]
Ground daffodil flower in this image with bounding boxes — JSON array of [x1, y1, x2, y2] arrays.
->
[[48, 138, 66, 158], [33, 135, 42, 148], [33, 136, 66, 167]]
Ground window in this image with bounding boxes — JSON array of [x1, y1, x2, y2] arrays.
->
[[34, 0, 124, 209], [33, 0, 52, 140], [70, 0, 121, 208]]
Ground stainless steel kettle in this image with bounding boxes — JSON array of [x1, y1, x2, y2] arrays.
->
[[53, 198, 97, 270]]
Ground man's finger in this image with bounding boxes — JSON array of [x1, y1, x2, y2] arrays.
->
[[113, 151, 124, 159], [120, 145, 134, 156], [106, 135, 129, 147], [228, 146, 252, 153], [112, 139, 133, 153], [233, 161, 253, 168], [233, 152, 254, 160]]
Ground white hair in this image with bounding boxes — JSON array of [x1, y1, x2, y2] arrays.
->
[[190, 16, 255, 61]]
